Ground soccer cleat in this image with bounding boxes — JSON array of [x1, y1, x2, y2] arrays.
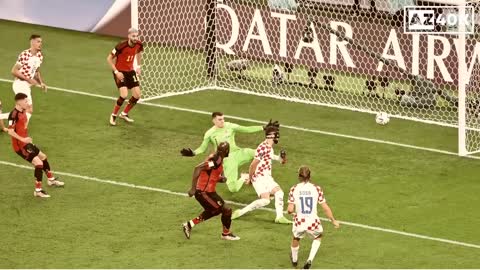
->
[[47, 178, 64, 187], [119, 113, 134, 123], [221, 232, 240, 241], [182, 223, 191, 239], [34, 190, 50, 198], [231, 210, 242, 220], [303, 260, 312, 269], [109, 115, 117, 126], [275, 216, 293, 224], [290, 253, 298, 267]]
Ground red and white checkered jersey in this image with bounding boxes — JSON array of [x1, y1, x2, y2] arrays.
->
[[15, 49, 43, 80], [288, 182, 325, 220], [252, 141, 274, 181]]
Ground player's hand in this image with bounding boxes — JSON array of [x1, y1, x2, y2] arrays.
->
[[40, 83, 47, 92], [332, 220, 340, 229], [135, 67, 141, 75], [115, 72, 125, 81], [280, 149, 287, 164], [187, 188, 196, 197], [181, 148, 195, 157], [22, 137, 33, 144]]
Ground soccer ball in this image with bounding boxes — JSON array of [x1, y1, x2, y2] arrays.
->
[[375, 112, 390, 125]]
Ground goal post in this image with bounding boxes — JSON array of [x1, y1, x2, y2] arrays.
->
[[133, 0, 479, 157]]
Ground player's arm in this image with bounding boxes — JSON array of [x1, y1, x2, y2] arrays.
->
[[287, 203, 295, 214], [6, 128, 32, 143], [232, 124, 263, 133], [11, 63, 37, 85], [0, 119, 6, 133], [272, 149, 287, 164], [320, 202, 340, 228], [107, 47, 124, 81], [248, 158, 260, 183], [34, 68, 47, 92], [182, 132, 210, 157], [287, 186, 296, 214], [135, 51, 142, 74], [188, 162, 206, 196]]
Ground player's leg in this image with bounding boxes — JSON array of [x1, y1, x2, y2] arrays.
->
[[230, 148, 256, 192], [231, 182, 271, 219], [36, 150, 64, 187], [290, 236, 301, 267], [29, 156, 50, 198], [182, 191, 221, 239], [110, 71, 129, 126], [120, 71, 141, 123], [224, 153, 241, 192], [304, 232, 323, 269], [270, 184, 292, 224]]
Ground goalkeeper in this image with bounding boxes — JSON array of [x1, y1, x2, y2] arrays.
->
[[181, 112, 278, 193]]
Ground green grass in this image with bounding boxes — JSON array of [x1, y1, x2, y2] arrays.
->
[[0, 20, 480, 268]]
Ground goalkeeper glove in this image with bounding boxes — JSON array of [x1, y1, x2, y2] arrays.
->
[[280, 149, 287, 164], [180, 148, 195, 157]]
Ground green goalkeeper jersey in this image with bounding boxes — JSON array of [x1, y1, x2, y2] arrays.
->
[[193, 122, 263, 155]]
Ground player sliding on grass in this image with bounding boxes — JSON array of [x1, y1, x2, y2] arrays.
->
[[107, 28, 143, 126], [182, 142, 240, 241], [231, 123, 292, 224], [6, 93, 64, 198], [11, 34, 47, 125], [287, 166, 340, 269], [180, 112, 279, 193]]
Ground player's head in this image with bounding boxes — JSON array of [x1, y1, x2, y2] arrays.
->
[[265, 125, 280, 144], [216, 141, 230, 158], [211, 112, 225, 128], [298, 166, 311, 182], [30, 34, 42, 51], [128, 28, 139, 44], [14, 93, 29, 110]]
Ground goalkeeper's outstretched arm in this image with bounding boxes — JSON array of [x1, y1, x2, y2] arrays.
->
[[181, 133, 210, 157], [233, 124, 263, 133]]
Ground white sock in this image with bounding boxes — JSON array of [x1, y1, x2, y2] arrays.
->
[[274, 190, 284, 219], [238, 198, 270, 217], [308, 239, 321, 262], [26, 112, 32, 122], [291, 246, 299, 263]]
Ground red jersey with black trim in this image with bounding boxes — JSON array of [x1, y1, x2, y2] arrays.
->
[[8, 108, 28, 152], [196, 159, 224, 192], [111, 40, 143, 72]]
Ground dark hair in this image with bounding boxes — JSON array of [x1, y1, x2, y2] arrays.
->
[[30, 34, 41, 40], [15, 93, 28, 101], [211, 112, 223, 118]]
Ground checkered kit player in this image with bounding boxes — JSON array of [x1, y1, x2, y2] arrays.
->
[[231, 122, 292, 224], [10, 34, 47, 124], [6, 93, 64, 198], [182, 142, 240, 241], [107, 28, 143, 126], [287, 166, 340, 269]]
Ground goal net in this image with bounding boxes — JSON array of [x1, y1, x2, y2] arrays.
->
[[135, 0, 480, 156]]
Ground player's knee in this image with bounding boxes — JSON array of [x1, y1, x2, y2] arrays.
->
[[117, 96, 126, 106], [258, 198, 270, 207], [129, 96, 140, 104]]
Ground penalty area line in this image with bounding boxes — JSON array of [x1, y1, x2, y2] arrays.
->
[[0, 159, 479, 250], [0, 78, 478, 160]]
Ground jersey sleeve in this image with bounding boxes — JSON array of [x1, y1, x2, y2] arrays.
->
[[254, 144, 266, 160], [193, 130, 211, 155], [7, 111, 18, 129], [316, 185, 326, 204], [232, 123, 263, 133], [16, 52, 26, 66], [288, 185, 296, 204]]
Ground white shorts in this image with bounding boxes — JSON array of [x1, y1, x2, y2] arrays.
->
[[252, 175, 280, 196], [292, 217, 323, 239], [12, 80, 32, 105]]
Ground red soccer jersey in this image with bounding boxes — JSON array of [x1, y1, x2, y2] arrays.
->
[[8, 108, 28, 152], [196, 160, 224, 192], [111, 40, 143, 72]]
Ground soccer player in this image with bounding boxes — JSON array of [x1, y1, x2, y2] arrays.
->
[[107, 27, 143, 126], [11, 34, 47, 123], [6, 93, 64, 198], [180, 112, 277, 193], [182, 142, 240, 241], [288, 166, 340, 269], [231, 124, 292, 224]]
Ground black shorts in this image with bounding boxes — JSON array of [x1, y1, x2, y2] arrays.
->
[[16, 143, 40, 163], [194, 191, 225, 212], [113, 70, 140, 89]]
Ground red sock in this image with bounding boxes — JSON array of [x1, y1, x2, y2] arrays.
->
[[188, 217, 202, 228], [123, 97, 139, 114], [112, 97, 125, 115], [35, 180, 42, 191], [46, 171, 53, 179], [223, 226, 230, 234]]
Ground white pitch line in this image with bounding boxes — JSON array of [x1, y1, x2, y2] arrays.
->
[[1, 159, 479, 250], [0, 78, 478, 160]]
